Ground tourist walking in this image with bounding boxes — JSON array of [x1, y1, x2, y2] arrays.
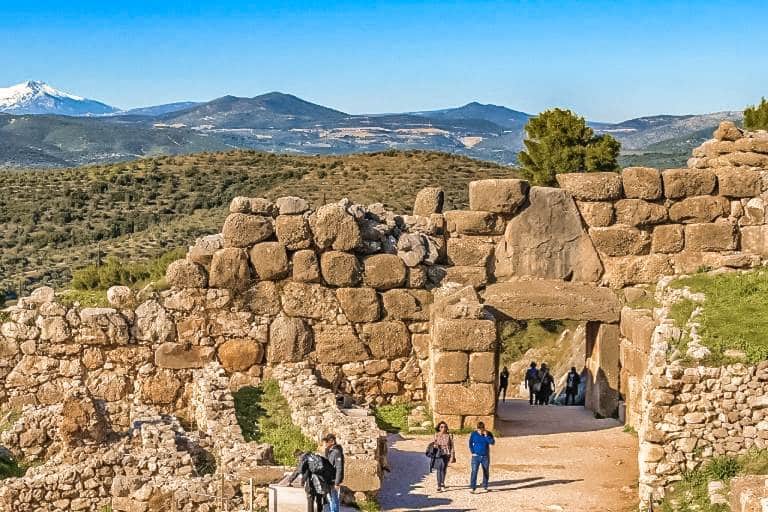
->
[[565, 367, 581, 405], [287, 450, 327, 512], [323, 433, 345, 512], [431, 421, 455, 492], [524, 362, 538, 405], [468, 421, 495, 493], [498, 366, 510, 402], [536, 363, 555, 405]]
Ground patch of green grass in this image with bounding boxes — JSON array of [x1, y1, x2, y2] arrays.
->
[[668, 269, 768, 364], [354, 497, 381, 512], [499, 319, 570, 366], [373, 404, 412, 433], [232, 380, 316, 466], [0, 454, 25, 479], [58, 289, 110, 307], [0, 311, 9, 323], [623, 425, 637, 437]]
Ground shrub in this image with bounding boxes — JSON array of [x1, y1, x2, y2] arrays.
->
[[373, 404, 412, 433]]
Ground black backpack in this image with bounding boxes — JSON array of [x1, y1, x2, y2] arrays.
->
[[306, 453, 336, 490]]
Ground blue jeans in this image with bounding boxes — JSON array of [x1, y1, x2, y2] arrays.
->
[[327, 487, 340, 512], [470, 454, 490, 490]]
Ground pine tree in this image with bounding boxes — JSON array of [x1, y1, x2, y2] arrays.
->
[[517, 108, 621, 186], [744, 97, 768, 130]]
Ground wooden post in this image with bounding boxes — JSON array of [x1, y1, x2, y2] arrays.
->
[[249, 478, 254, 512]]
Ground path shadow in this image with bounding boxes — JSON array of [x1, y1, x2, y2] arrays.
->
[[495, 399, 620, 437]]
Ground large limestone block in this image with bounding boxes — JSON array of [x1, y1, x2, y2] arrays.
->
[[714, 120, 743, 141], [249, 242, 289, 281], [601, 254, 674, 288], [245, 281, 282, 316], [222, 213, 274, 248], [432, 319, 496, 351], [715, 167, 762, 198], [141, 370, 182, 405], [76, 308, 130, 345], [363, 254, 407, 290], [218, 339, 263, 372], [741, 225, 768, 257], [585, 323, 620, 419], [413, 187, 445, 216], [309, 204, 362, 251], [495, 187, 603, 282], [59, 391, 108, 447], [362, 321, 411, 359], [444, 210, 505, 235], [209, 248, 251, 290], [613, 199, 668, 226], [433, 383, 495, 415], [619, 308, 656, 352], [662, 169, 716, 198], [555, 172, 622, 201], [381, 289, 432, 321], [343, 459, 381, 493], [166, 259, 208, 289], [469, 352, 496, 383], [651, 224, 685, 254], [320, 251, 362, 287], [668, 196, 729, 223], [314, 325, 369, 363], [468, 179, 529, 213], [684, 222, 737, 251], [433, 352, 469, 383], [267, 316, 313, 363], [282, 282, 339, 320], [275, 196, 310, 215], [621, 167, 662, 200], [482, 280, 621, 322], [589, 226, 651, 256], [292, 250, 321, 283], [336, 287, 380, 322], [446, 237, 494, 267], [576, 201, 614, 227], [275, 214, 312, 250], [154, 343, 215, 369], [440, 266, 489, 289]]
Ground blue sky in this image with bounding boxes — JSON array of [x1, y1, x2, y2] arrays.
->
[[2, 0, 767, 122]]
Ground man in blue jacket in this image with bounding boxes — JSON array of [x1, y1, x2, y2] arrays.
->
[[468, 421, 495, 493]]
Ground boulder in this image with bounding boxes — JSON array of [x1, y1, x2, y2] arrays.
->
[[107, 286, 135, 308], [320, 251, 362, 287], [275, 196, 310, 215], [613, 199, 668, 226], [407, 265, 429, 288], [218, 339, 263, 372], [336, 287, 380, 323], [282, 282, 339, 320], [267, 316, 313, 363], [651, 225, 685, 254], [668, 196, 729, 223], [446, 237, 494, 267], [621, 167, 662, 200], [444, 210, 505, 235], [413, 187, 445, 216], [468, 179, 529, 213], [483, 280, 621, 322], [275, 215, 312, 250], [713, 120, 743, 141], [230, 196, 252, 213], [309, 204, 362, 251], [314, 325, 369, 363], [292, 250, 321, 283], [741, 197, 765, 226], [165, 259, 208, 289], [362, 321, 411, 359], [86, 371, 131, 402], [555, 172, 622, 201], [222, 213, 274, 248], [433, 383, 495, 415], [494, 187, 603, 282], [576, 201, 614, 227], [363, 254, 407, 290], [29, 286, 55, 304], [209, 248, 251, 290], [589, 226, 651, 256], [433, 352, 468, 383], [188, 234, 224, 266], [662, 169, 716, 198], [249, 242, 289, 281], [714, 168, 762, 197], [439, 266, 489, 289], [154, 343, 215, 369], [684, 222, 737, 252]]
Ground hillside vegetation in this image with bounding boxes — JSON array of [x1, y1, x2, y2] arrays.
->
[[0, 150, 513, 297]]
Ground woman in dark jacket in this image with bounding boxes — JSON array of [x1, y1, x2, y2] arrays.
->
[[288, 450, 325, 512], [536, 364, 555, 405], [432, 421, 455, 492]]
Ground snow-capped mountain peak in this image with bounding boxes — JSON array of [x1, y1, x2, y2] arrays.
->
[[0, 80, 117, 116]]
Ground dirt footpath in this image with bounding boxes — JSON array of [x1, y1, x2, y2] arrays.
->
[[379, 399, 638, 512]]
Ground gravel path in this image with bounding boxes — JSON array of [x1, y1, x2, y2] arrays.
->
[[379, 399, 638, 512]]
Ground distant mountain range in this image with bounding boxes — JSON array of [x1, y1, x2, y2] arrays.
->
[[0, 80, 744, 168]]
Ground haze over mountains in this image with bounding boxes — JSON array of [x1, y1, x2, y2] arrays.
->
[[0, 80, 744, 169]]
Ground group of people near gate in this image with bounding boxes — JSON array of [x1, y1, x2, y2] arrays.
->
[[497, 362, 581, 406]]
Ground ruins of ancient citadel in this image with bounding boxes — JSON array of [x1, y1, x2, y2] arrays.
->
[[1, 121, 768, 510]]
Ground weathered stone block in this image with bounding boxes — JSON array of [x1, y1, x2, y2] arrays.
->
[[446, 237, 494, 267], [433, 383, 495, 415], [362, 321, 411, 359], [413, 187, 445, 216], [309, 204, 362, 251], [320, 251, 362, 287], [714, 120, 743, 141], [651, 225, 685, 254], [684, 222, 737, 252], [381, 289, 432, 321], [218, 339, 263, 372], [619, 308, 656, 352], [483, 280, 621, 322], [441, 266, 489, 289], [275, 196, 309, 215], [556, 172, 622, 201], [249, 242, 289, 281], [469, 352, 496, 383], [576, 201, 614, 227], [444, 210, 505, 235], [268, 316, 313, 363], [314, 325, 368, 363], [468, 179, 529, 213], [601, 254, 674, 288], [336, 287, 380, 322], [154, 343, 215, 369], [363, 254, 407, 290], [614, 199, 668, 226], [188, 234, 223, 266], [585, 323, 620, 419], [245, 281, 282, 316], [166, 259, 208, 289], [292, 250, 321, 283], [741, 225, 768, 257], [275, 214, 312, 250], [209, 248, 251, 290], [281, 282, 338, 320], [432, 319, 496, 351], [715, 167, 762, 197], [343, 459, 381, 492], [621, 167, 662, 200], [141, 370, 181, 405], [222, 213, 274, 248], [662, 169, 716, 198], [433, 352, 468, 383], [589, 226, 651, 256], [668, 196, 729, 223]]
